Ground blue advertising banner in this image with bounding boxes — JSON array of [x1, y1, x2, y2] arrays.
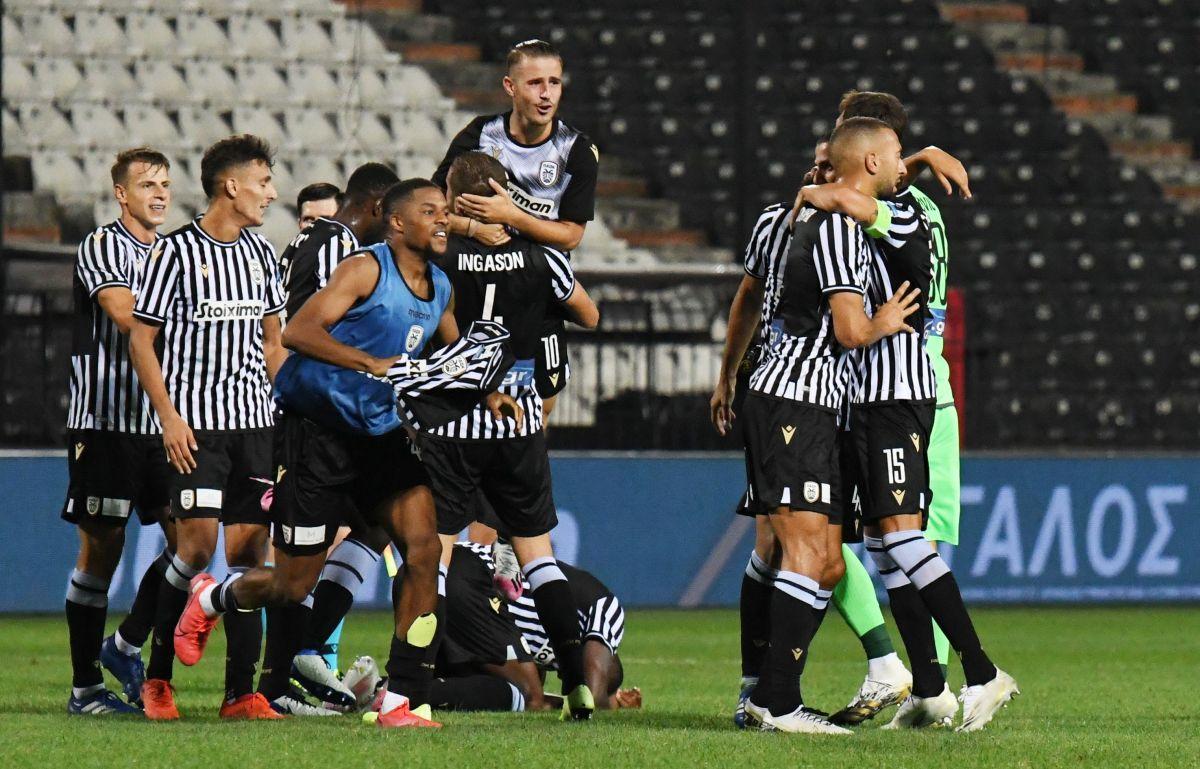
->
[[3, 452, 1197, 611]]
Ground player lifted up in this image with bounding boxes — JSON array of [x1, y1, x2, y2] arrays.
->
[[423, 150, 600, 719]]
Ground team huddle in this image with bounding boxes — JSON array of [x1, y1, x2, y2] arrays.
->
[[59, 37, 1014, 733]]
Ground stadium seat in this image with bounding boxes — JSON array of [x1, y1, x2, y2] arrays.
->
[[124, 105, 181, 150], [282, 108, 340, 150], [293, 153, 343, 189], [30, 58, 83, 101], [174, 13, 230, 58], [287, 62, 344, 107], [1, 57, 35, 101], [235, 62, 292, 107], [228, 14, 285, 60], [231, 107, 287, 147], [18, 104, 75, 149], [73, 10, 126, 56], [78, 59, 139, 103], [330, 18, 396, 63], [338, 111, 394, 152], [281, 16, 333, 57], [20, 10, 74, 55], [176, 105, 233, 150], [71, 104, 127, 149], [124, 11, 179, 58], [2, 107, 30, 155], [2, 14, 25, 55], [135, 60, 191, 105], [184, 60, 240, 105], [30, 152, 86, 199]]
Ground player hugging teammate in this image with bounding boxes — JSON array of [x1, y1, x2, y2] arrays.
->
[[713, 92, 1018, 733]]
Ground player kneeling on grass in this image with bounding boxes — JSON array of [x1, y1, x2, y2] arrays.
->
[[426, 541, 639, 713], [173, 179, 520, 728]]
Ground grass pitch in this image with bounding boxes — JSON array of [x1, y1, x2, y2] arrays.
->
[[3, 606, 1197, 768]]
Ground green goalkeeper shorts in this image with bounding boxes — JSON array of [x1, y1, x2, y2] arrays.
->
[[925, 403, 960, 545]]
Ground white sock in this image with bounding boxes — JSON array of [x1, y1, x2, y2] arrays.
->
[[113, 630, 140, 656], [198, 582, 220, 617], [867, 652, 904, 681], [380, 690, 409, 715], [72, 683, 105, 699]]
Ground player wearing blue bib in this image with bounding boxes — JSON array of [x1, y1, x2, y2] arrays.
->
[[175, 179, 510, 728]]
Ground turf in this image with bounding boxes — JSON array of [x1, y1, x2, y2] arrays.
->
[[3, 606, 1198, 768]]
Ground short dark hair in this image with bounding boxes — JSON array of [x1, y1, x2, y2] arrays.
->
[[447, 151, 508, 199], [506, 38, 562, 72], [296, 182, 341, 211], [828, 116, 895, 169], [200, 134, 274, 198], [838, 90, 908, 139], [111, 147, 169, 187], [344, 162, 400, 203], [381, 178, 441, 217]]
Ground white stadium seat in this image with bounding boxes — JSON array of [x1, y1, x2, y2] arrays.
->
[[338, 111, 393, 151], [124, 105, 181, 149], [21, 11, 74, 55], [175, 13, 229, 58], [292, 153, 343, 189], [31, 152, 86, 199], [3, 107, 30, 155], [348, 65, 405, 110], [284, 108, 341, 150], [330, 18, 395, 63], [260, 204, 299, 251], [287, 62, 343, 107], [184, 60, 240, 105], [33, 59, 83, 101], [135, 60, 191, 104], [231, 106, 287, 147], [393, 111, 444, 158], [235, 62, 291, 107], [176, 105, 233, 149], [229, 14, 284, 60], [2, 15, 26, 55], [281, 16, 333, 57], [389, 66, 444, 106], [74, 10, 126, 56], [80, 151, 117, 197], [125, 11, 179, 58], [19, 104, 76, 148], [2, 57, 35, 101], [71, 104, 127, 148], [78, 59, 139, 102]]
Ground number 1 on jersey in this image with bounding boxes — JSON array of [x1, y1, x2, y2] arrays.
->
[[482, 283, 504, 326]]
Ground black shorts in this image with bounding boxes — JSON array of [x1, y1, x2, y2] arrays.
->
[[839, 428, 864, 543], [271, 413, 430, 556], [437, 545, 533, 672], [419, 432, 557, 538], [739, 392, 842, 523], [849, 402, 935, 523], [61, 430, 170, 527], [168, 429, 273, 527], [535, 321, 570, 398]]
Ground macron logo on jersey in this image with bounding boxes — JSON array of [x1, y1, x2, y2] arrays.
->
[[194, 299, 264, 322], [458, 252, 527, 272]]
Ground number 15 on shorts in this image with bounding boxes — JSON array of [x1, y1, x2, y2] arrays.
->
[[883, 447, 906, 485]]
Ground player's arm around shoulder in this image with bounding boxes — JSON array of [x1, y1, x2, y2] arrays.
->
[[282, 252, 391, 375], [543, 246, 599, 329]]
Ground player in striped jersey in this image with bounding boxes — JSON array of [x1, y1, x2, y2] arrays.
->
[[277, 163, 399, 677], [422, 151, 601, 720], [720, 119, 919, 735], [62, 148, 176, 716], [128, 135, 287, 721], [432, 542, 640, 712], [801, 93, 1018, 731], [295, 182, 340, 232]]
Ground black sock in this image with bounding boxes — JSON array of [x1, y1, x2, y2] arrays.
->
[[529, 580, 585, 691], [257, 602, 308, 700], [739, 552, 775, 679], [918, 573, 996, 686], [760, 571, 822, 717], [303, 581, 354, 650], [222, 570, 261, 700], [887, 583, 944, 697], [146, 555, 197, 682], [384, 614, 437, 708], [117, 549, 171, 649], [429, 675, 523, 711], [66, 569, 110, 690]]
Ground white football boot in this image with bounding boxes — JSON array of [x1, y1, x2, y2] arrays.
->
[[742, 699, 775, 731], [882, 684, 958, 729], [764, 706, 853, 735], [340, 655, 383, 711], [957, 668, 1019, 732], [830, 654, 913, 725]]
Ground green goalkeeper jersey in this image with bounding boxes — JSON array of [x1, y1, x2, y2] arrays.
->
[[904, 185, 954, 406]]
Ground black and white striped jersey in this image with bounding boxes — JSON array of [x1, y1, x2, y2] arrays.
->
[[132, 220, 286, 431], [508, 562, 625, 669], [429, 235, 575, 440], [748, 206, 872, 412], [856, 194, 937, 404], [432, 112, 599, 224], [278, 217, 358, 321], [68, 220, 160, 434], [743, 203, 793, 354]]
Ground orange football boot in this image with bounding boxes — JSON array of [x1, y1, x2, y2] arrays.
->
[[174, 573, 220, 666], [219, 693, 284, 720], [141, 679, 180, 721]]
